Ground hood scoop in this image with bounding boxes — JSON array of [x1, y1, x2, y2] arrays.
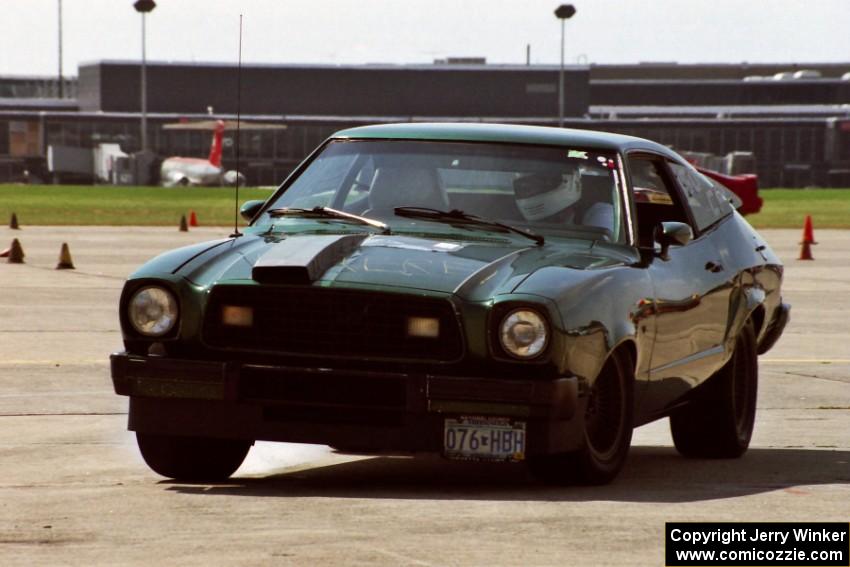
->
[[252, 234, 367, 284]]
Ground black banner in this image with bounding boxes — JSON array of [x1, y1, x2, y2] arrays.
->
[[666, 522, 849, 566]]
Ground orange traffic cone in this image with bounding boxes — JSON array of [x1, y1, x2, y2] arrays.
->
[[6, 238, 24, 263], [179, 215, 189, 232], [189, 210, 199, 227], [56, 242, 75, 270], [798, 215, 816, 261], [802, 214, 817, 244]]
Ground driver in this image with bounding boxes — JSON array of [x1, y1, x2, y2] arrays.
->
[[513, 167, 614, 235], [514, 169, 582, 223]]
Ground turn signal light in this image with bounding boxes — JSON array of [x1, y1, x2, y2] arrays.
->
[[222, 305, 254, 327], [407, 316, 440, 338]]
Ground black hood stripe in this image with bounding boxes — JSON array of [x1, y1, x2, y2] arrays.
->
[[252, 234, 368, 284]]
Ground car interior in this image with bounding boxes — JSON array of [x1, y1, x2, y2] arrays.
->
[[629, 155, 692, 248]]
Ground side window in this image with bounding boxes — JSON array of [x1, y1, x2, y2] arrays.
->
[[668, 161, 733, 231], [630, 158, 675, 205], [627, 155, 690, 247]]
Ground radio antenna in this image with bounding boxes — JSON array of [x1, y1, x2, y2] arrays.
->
[[230, 14, 244, 238]]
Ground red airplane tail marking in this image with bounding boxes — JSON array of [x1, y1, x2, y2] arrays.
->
[[208, 120, 225, 168]]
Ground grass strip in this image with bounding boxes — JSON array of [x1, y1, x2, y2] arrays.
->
[[0, 185, 275, 226], [745, 188, 850, 229], [1, 185, 849, 228]]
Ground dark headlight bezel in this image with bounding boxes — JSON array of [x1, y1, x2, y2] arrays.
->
[[123, 283, 181, 339], [488, 302, 553, 363]]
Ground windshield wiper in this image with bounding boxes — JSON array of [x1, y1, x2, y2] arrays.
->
[[393, 206, 544, 246], [267, 206, 390, 234]]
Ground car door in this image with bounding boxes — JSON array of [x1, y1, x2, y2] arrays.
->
[[627, 152, 734, 415]]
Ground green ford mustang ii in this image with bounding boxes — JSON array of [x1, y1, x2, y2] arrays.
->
[[111, 123, 789, 485]]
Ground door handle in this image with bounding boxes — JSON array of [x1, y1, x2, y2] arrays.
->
[[705, 261, 723, 273]]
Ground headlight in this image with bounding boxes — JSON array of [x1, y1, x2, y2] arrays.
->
[[127, 286, 179, 337], [499, 308, 548, 359]]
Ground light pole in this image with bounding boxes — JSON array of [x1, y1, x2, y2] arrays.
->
[[134, 0, 156, 151], [554, 4, 576, 128], [58, 0, 63, 98]]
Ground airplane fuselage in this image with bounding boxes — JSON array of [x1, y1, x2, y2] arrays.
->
[[160, 157, 222, 187]]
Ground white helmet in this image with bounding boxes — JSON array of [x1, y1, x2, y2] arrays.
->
[[514, 170, 582, 222]]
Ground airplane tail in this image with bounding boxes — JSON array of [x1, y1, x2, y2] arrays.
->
[[208, 120, 225, 168]]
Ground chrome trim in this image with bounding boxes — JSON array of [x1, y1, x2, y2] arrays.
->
[[617, 152, 636, 247], [650, 345, 725, 374]]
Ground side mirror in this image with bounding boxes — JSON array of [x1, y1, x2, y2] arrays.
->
[[240, 199, 265, 221], [654, 221, 693, 260]]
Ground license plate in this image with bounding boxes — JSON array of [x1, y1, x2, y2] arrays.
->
[[443, 416, 526, 462]]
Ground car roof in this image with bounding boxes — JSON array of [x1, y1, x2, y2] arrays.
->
[[332, 122, 676, 156]]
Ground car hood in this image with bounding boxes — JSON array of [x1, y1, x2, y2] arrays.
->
[[176, 232, 628, 301]]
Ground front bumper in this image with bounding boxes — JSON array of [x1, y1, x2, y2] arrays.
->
[[758, 301, 790, 355], [110, 353, 584, 456]]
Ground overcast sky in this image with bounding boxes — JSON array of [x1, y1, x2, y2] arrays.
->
[[2, 0, 849, 77]]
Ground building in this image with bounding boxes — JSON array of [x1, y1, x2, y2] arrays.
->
[[1, 61, 849, 187]]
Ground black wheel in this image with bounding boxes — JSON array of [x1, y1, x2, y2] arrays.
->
[[670, 319, 758, 458], [136, 433, 252, 481], [529, 348, 634, 485]]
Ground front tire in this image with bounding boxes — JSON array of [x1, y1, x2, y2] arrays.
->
[[529, 348, 634, 485], [669, 319, 758, 458], [136, 433, 252, 481]]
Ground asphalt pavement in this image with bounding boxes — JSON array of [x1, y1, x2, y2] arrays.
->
[[0, 225, 847, 566]]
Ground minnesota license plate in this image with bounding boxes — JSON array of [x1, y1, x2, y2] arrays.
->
[[443, 416, 526, 462]]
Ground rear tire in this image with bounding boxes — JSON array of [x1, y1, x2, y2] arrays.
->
[[136, 433, 252, 481], [528, 348, 634, 485], [670, 319, 758, 458]]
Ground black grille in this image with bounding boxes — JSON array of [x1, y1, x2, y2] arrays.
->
[[203, 286, 463, 361]]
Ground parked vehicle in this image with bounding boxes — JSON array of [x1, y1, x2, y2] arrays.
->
[[159, 119, 284, 187], [696, 166, 763, 216]]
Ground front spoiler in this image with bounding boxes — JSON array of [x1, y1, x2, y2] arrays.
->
[[110, 353, 584, 456]]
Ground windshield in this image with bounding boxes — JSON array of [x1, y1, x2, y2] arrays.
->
[[260, 140, 624, 242]]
